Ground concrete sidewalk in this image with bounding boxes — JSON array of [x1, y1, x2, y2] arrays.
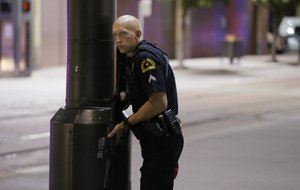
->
[[0, 53, 299, 120], [172, 54, 299, 92]]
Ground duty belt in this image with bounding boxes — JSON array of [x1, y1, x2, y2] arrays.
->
[[143, 109, 182, 137]]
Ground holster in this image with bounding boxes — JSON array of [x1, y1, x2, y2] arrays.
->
[[162, 109, 182, 135]]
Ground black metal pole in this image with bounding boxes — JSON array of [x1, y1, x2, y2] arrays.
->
[[296, 27, 300, 64], [49, 0, 131, 190], [298, 37, 300, 64]]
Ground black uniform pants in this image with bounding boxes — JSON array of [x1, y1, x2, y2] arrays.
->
[[139, 132, 184, 190]]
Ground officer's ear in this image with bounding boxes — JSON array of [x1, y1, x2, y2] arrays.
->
[[136, 30, 142, 39]]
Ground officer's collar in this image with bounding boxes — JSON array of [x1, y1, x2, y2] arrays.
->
[[132, 40, 147, 57]]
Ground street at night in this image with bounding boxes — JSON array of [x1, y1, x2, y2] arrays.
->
[[1, 54, 300, 190]]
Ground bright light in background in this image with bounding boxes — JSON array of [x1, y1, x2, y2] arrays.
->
[[0, 58, 15, 72], [287, 27, 295, 35], [0, 22, 15, 72]]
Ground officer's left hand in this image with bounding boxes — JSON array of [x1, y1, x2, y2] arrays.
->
[[108, 122, 125, 138]]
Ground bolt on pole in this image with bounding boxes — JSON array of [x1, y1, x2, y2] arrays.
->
[[49, 0, 131, 189]]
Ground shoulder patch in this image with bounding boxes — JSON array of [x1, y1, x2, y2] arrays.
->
[[140, 58, 156, 73]]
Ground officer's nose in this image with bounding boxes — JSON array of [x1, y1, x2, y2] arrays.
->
[[114, 37, 122, 45]]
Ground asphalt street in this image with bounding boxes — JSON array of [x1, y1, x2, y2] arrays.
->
[[0, 54, 300, 190]]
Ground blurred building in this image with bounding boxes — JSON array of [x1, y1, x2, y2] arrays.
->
[[6, 0, 296, 69]]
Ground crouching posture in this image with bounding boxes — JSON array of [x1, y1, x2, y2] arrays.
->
[[108, 15, 184, 190]]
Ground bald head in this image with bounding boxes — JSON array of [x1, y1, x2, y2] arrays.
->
[[113, 15, 141, 32], [112, 15, 142, 56]]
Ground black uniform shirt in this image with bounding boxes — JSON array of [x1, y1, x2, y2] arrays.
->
[[125, 40, 178, 115]]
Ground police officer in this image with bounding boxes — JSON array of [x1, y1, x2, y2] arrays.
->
[[108, 15, 184, 190]]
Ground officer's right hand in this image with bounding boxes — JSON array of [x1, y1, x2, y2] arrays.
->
[[108, 122, 125, 138]]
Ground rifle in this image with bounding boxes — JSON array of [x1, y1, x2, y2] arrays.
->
[[97, 49, 128, 189], [96, 97, 116, 188]]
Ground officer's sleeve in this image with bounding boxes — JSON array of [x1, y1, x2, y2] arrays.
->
[[135, 53, 166, 98]]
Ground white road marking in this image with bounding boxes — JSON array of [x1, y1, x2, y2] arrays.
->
[[21, 132, 50, 141]]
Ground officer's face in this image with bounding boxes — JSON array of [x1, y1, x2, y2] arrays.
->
[[112, 22, 140, 56]]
